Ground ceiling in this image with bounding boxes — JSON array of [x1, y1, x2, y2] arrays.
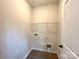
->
[[27, 0, 59, 7]]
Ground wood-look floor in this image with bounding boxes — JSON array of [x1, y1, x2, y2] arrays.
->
[[26, 50, 58, 59]]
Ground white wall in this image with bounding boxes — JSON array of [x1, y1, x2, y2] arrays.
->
[[58, 0, 65, 58], [0, 0, 32, 59], [32, 4, 59, 53], [33, 3, 58, 23], [0, 21, 5, 59]]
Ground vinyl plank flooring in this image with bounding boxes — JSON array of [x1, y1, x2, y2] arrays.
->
[[26, 50, 58, 59]]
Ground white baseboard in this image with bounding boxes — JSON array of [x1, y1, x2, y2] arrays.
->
[[63, 44, 79, 59], [57, 53, 60, 59], [23, 49, 32, 59], [32, 48, 45, 52]]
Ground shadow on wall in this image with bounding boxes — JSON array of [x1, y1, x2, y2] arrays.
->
[[6, 23, 29, 59], [0, 0, 32, 59]]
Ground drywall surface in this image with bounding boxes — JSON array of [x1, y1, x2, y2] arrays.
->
[[61, 0, 79, 57], [58, 0, 65, 58], [32, 4, 59, 52], [33, 3, 58, 23], [0, 20, 5, 59], [0, 0, 32, 59]]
